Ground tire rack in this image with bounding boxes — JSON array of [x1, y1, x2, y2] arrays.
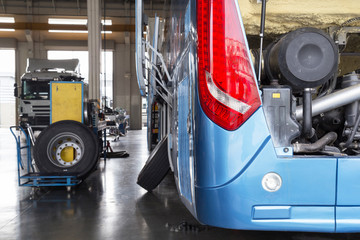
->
[[10, 126, 81, 187]]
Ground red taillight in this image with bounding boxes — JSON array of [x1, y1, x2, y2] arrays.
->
[[197, 0, 261, 131]]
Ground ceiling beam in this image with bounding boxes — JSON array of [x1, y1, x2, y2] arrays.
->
[[0, 2, 165, 18]]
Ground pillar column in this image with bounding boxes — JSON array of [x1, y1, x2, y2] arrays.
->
[[87, 0, 101, 101]]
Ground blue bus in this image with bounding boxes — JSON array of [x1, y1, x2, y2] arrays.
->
[[136, 0, 360, 232]]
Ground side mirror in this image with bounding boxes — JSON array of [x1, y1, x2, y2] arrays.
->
[[14, 83, 18, 98]]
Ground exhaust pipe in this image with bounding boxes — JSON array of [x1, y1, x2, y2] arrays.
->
[[296, 83, 360, 120]]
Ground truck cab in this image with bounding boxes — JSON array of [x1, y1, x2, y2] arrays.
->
[[16, 59, 83, 130]]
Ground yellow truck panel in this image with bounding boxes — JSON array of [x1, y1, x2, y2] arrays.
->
[[51, 82, 83, 123]]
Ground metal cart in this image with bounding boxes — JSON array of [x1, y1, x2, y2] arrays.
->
[[10, 126, 81, 188]]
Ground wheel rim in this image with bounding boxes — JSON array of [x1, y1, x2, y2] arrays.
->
[[47, 132, 85, 168]]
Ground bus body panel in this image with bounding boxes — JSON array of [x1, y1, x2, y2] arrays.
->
[[194, 96, 337, 231], [337, 159, 360, 205], [335, 159, 360, 232], [178, 75, 192, 202], [336, 207, 360, 233], [194, 105, 270, 188]]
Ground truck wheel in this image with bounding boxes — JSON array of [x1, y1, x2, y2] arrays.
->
[[137, 135, 170, 191], [34, 120, 99, 178]]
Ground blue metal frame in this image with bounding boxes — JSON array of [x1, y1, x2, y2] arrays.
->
[[17, 175, 81, 187], [10, 126, 81, 187]]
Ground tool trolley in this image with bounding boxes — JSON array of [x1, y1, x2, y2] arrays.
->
[[10, 126, 81, 189]]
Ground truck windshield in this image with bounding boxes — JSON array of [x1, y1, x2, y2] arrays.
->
[[22, 80, 50, 100]]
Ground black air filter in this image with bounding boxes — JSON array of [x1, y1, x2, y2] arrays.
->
[[265, 27, 338, 90]]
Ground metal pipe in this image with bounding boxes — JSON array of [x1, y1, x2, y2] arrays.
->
[[341, 73, 360, 127], [257, 0, 267, 82], [149, 15, 160, 102], [296, 83, 360, 120], [135, 0, 146, 96], [343, 129, 360, 139]]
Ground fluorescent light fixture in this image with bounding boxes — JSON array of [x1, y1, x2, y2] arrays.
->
[[0, 28, 15, 31], [0, 17, 15, 23], [49, 30, 87, 33], [48, 18, 87, 25], [49, 30, 112, 34], [48, 18, 112, 26], [101, 19, 112, 25]]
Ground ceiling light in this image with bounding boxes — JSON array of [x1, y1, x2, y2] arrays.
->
[[48, 18, 87, 25], [48, 30, 112, 34], [49, 18, 112, 26], [101, 19, 112, 25], [49, 30, 87, 33], [0, 28, 15, 31], [0, 17, 15, 23]]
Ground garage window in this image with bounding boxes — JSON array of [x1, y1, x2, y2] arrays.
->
[[0, 49, 15, 128]]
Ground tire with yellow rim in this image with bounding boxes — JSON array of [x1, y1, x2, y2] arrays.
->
[[34, 120, 99, 178]]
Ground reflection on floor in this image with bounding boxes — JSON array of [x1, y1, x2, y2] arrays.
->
[[0, 128, 360, 240]]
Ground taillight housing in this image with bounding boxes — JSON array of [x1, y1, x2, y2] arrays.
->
[[197, 0, 261, 131]]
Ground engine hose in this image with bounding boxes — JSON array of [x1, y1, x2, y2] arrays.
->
[[303, 88, 314, 139], [344, 113, 360, 148], [293, 132, 337, 153]]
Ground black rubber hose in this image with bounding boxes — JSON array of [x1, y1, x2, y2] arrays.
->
[[293, 132, 338, 153], [303, 88, 313, 139]]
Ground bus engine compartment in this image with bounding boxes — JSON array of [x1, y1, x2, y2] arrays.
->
[[253, 26, 360, 157]]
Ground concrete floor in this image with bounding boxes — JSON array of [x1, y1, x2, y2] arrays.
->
[[1, 128, 360, 240]]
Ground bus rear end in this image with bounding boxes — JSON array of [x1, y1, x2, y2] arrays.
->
[[136, 0, 360, 233]]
